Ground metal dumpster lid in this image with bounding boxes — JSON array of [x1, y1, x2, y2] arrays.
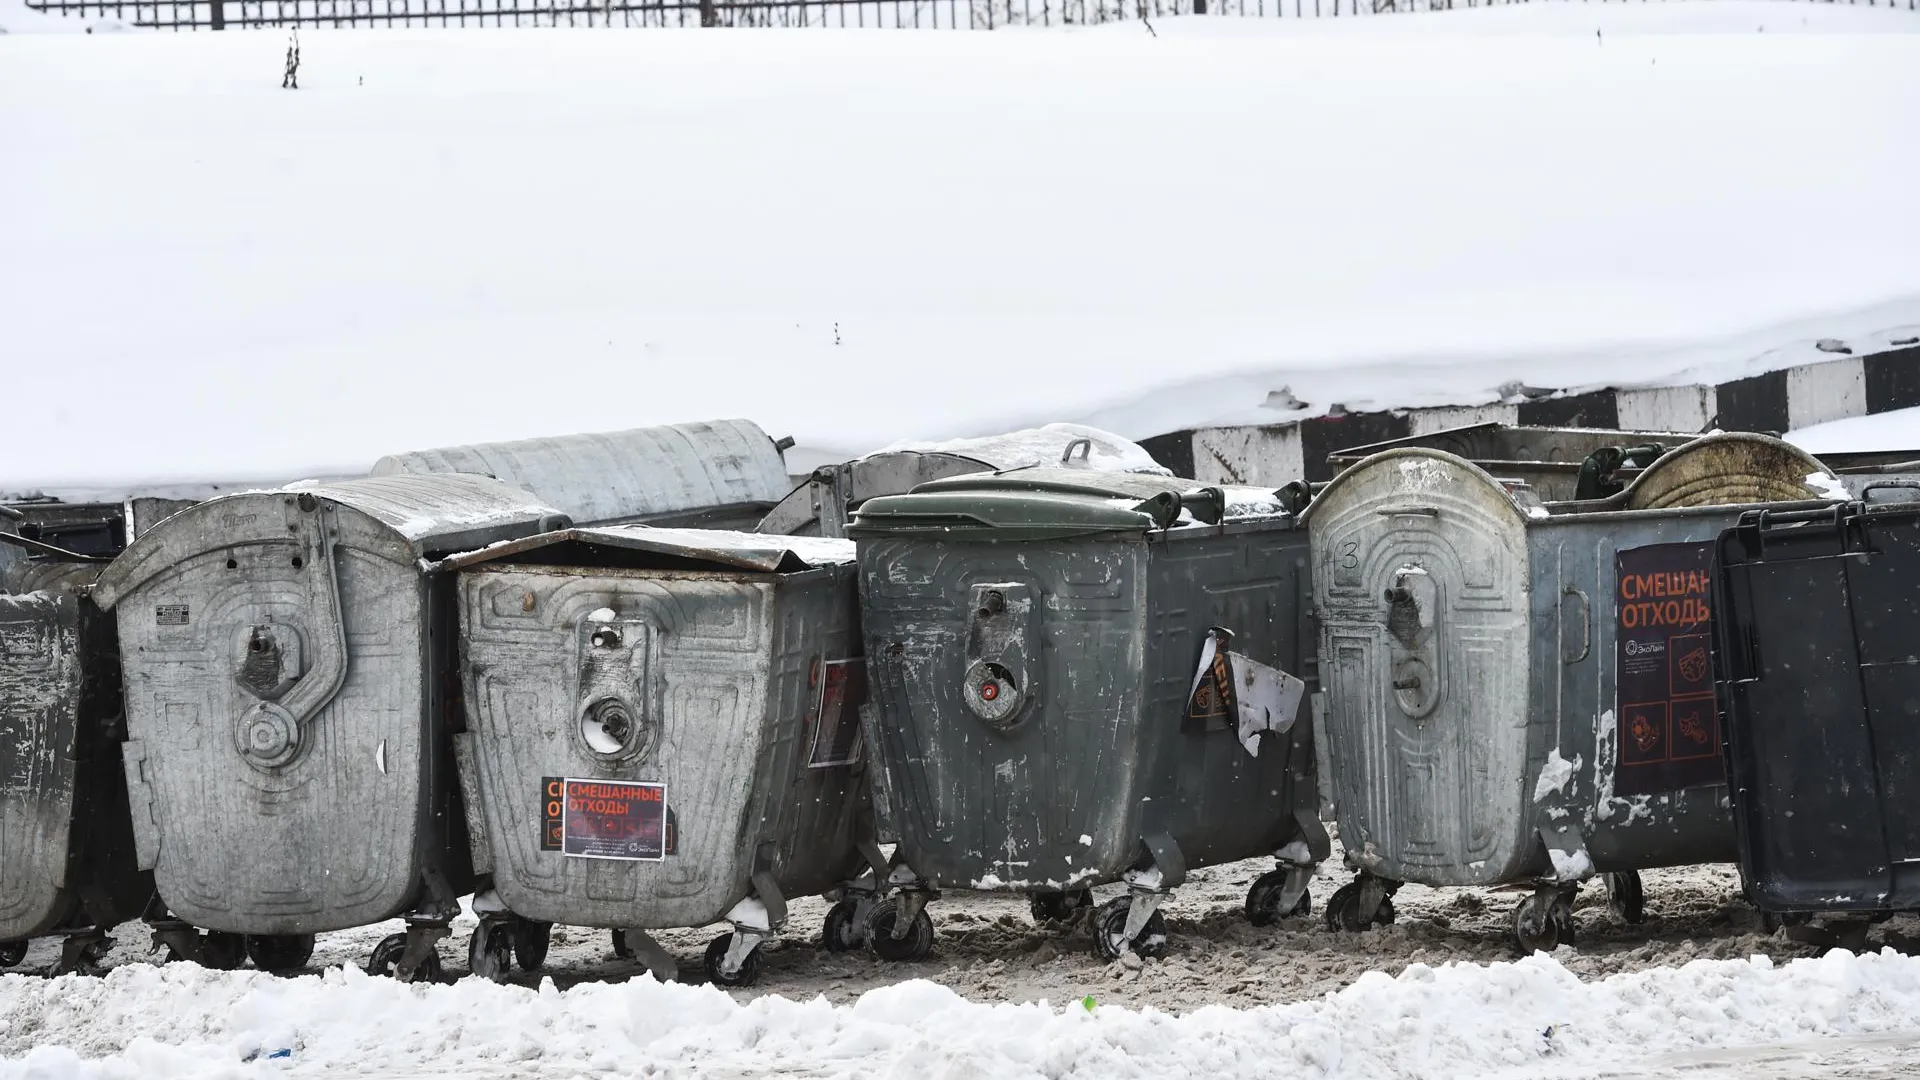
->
[[444, 525, 856, 574], [1323, 422, 1702, 468], [370, 418, 791, 528], [93, 474, 568, 610]]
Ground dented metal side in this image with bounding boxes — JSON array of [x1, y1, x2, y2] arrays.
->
[[455, 559, 866, 928], [1310, 438, 1840, 889], [0, 589, 149, 944], [857, 516, 1323, 894], [101, 479, 556, 935], [371, 419, 791, 529]]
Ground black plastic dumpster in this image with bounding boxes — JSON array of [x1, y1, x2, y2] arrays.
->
[[1714, 500, 1920, 919], [848, 469, 1327, 961]]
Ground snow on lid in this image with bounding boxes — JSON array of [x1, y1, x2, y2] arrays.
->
[[1219, 487, 1292, 520], [877, 423, 1171, 477], [1805, 471, 1851, 502]]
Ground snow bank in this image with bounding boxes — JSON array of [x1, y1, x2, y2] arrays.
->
[[4, 949, 1920, 1078], [1, 9, 1917, 489], [1790, 406, 1920, 454], [0, 0, 134, 33]]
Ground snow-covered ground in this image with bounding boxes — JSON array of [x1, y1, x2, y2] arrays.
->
[[2, 2, 1918, 490]]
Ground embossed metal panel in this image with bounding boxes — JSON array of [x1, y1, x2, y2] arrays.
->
[[1309, 451, 1533, 885], [456, 535, 865, 930], [95, 476, 561, 935]]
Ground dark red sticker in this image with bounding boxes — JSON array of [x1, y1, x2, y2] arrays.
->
[[1615, 542, 1725, 796]]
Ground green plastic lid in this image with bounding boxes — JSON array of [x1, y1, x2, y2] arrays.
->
[[849, 469, 1192, 541]]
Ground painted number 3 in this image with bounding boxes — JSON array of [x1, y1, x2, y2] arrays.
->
[[1338, 542, 1360, 570]]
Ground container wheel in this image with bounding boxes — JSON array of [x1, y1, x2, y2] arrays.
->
[[822, 901, 867, 952], [1028, 889, 1094, 925], [1324, 882, 1396, 932], [866, 897, 935, 962], [1092, 897, 1168, 962], [1244, 870, 1312, 927], [245, 934, 315, 973], [1604, 872, 1646, 925], [611, 929, 633, 959], [704, 935, 762, 988], [201, 931, 248, 971], [468, 923, 513, 984], [0, 941, 25, 968], [511, 918, 553, 973], [367, 932, 444, 983], [1512, 895, 1577, 954]]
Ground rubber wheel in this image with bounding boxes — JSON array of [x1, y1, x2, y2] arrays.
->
[[366, 932, 444, 983], [1092, 896, 1168, 962], [703, 934, 761, 988], [1244, 870, 1312, 927], [511, 918, 552, 973], [468, 923, 513, 984], [245, 934, 315, 973], [822, 900, 867, 952], [1513, 896, 1577, 954], [866, 897, 935, 962], [1324, 882, 1396, 932], [611, 929, 633, 960], [200, 931, 247, 971], [0, 941, 25, 968], [1028, 890, 1094, 925], [1605, 871, 1646, 925], [73, 938, 112, 976]]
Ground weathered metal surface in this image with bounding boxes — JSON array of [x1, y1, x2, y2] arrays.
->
[[1324, 424, 1703, 503], [371, 419, 791, 529], [91, 475, 566, 936], [453, 531, 867, 929], [1307, 439, 1842, 889], [756, 452, 997, 538], [0, 589, 149, 944], [1617, 434, 1831, 510], [851, 475, 1326, 894], [1715, 503, 1920, 916]]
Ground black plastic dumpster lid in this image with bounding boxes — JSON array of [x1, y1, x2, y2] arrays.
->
[[848, 468, 1218, 540], [441, 525, 856, 574]]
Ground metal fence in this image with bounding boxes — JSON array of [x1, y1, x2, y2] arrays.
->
[[24, 0, 1920, 32]]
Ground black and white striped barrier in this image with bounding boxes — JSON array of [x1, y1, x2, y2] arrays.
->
[[1140, 343, 1920, 485]]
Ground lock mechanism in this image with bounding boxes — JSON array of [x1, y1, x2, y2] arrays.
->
[[961, 583, 1035, 730]]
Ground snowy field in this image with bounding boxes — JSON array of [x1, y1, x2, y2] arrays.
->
[[2, 1, 1919, 490]]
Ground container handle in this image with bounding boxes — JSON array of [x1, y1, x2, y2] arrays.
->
[[234, 502, 349, 769], [1375, 506, 1440, 518], [1060, 438, 1093, 467], [1560, 587, 1590, 665]]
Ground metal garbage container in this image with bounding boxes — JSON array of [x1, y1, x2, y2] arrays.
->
[[90, 475, 569, 980], [442, 526, 879, 987], [371, 418, 794, 529], [848, 469, 1328, 962], [1324, 423, 1704, 503], [1307, 433, 1846, 953], [0, 505, 154, 976], [1713, 500, 1920, 925]]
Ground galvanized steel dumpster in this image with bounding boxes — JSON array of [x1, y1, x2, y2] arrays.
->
[[90, 475, 569, 981], [0, 555, 151, 975], [1324, 424, 1702, 503], [849, 469, 1328, 961], [372, 418, 793, 529], [444, 527, 878, 986], [1714, 501, 1920, 922], [1307, 433, 1844, 952]]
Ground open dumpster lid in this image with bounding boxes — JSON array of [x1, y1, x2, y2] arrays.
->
[[849, 468, 1298, 541], [443, 525, 856, 574]]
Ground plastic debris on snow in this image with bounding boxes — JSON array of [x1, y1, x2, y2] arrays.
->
[[9, 950, 1920, 1079]]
